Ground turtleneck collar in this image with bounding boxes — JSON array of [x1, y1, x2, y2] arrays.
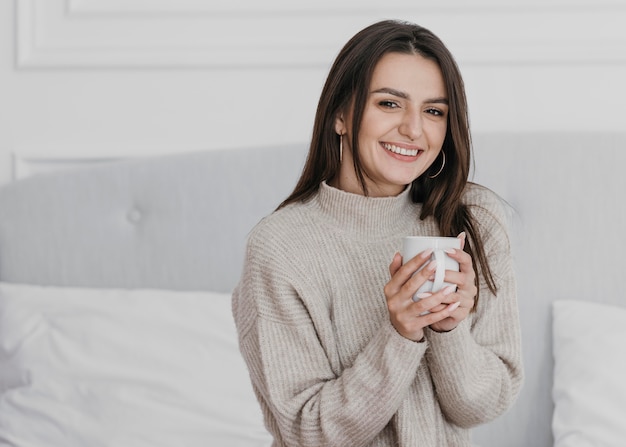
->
[[314, 181, 420, 239]]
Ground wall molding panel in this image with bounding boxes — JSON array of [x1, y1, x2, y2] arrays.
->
[[11, 152, 128, 181], [16, 0, 626, 69]]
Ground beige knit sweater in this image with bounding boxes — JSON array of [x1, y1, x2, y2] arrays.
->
[[232, 182, 523, 447]]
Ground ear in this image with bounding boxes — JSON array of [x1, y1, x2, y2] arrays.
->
[[334, 113, 347, 136]]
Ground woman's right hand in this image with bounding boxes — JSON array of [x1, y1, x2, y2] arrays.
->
[[384, 250, 461, 342]]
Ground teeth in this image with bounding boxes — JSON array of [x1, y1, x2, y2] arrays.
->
[[382, 143, 419, 156]]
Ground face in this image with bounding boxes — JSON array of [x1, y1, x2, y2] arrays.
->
[[334, 52, 449, 197]]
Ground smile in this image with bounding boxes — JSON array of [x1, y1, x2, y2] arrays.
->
[[381, 143, 421, 157]]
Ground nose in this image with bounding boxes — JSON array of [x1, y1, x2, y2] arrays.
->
[[398, 109, 423, 141]]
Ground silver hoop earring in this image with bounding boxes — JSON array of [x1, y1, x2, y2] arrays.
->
[[428, 151, 446, 179], [339, 134, 343, 163]]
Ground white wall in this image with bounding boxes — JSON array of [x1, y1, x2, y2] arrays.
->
[[2, 0, 626, 184]]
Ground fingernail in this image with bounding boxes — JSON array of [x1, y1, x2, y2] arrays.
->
[[457, 231, 466, 239], [444, 248, 456, 255], [416, 292, 432, 299], [427, 260, 437, 272], [448, 301, 461, 312], [420, 248, 434, 258], [442, 285, 456, 296]]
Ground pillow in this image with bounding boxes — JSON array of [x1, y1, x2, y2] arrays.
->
[[0, 282, 272, 447], [552, 300, 626, 447]]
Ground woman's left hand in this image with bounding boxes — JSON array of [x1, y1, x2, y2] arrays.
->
[[429, 232, 477, 333]]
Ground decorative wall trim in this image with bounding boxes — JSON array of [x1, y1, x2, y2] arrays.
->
[[16, 0, 626, 69], [11, 153, 127, 180], [66, 0, 626, 15]]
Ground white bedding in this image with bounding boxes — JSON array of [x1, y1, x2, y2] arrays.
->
[[552, 300, 626, 447], [0, 283, 271, 447]]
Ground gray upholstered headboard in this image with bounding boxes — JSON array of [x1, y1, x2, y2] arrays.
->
[[0, 144, 307, 292], [1, 132, 625, 447]]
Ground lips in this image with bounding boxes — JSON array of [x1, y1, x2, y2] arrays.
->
[[381, 142, 422, 157]]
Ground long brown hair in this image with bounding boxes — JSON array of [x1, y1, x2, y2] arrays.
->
[[279, 20, 497, 300]]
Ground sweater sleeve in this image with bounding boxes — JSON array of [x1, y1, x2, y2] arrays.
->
[[232, 224, 428, 447], [423, 186, 523, 428]]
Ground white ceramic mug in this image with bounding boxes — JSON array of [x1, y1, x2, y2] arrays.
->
[[402, 236, 461, 301]]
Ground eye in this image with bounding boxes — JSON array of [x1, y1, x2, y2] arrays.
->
[[425, 107, 445, 117], [378, 100, 400, 109]]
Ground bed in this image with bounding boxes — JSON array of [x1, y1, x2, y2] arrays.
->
[[1, 133, 625, 446]]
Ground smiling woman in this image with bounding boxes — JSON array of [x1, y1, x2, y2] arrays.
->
[[332, 52, 449, 197], [232, 19, 523, 447]]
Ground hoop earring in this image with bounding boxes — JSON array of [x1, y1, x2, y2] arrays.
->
[[428, 151, 446, 179]]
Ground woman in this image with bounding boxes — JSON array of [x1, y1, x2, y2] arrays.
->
[[232, 19, 523, 446]]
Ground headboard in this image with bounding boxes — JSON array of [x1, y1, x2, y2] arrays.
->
[[1, 132, 625, 446], [0, 144, 307, 292]]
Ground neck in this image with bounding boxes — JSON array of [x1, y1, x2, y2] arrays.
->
[[328, 172, 406, 197], [331, 165, 406, 198], [316, 182, 417, 239]]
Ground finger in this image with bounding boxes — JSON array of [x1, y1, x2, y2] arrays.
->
[[427, 303, 448, 313], [414, 285, 458, 305], [443, 247, 477, 289], [389, 248, 433, 289], [445, 275, 477, 303], [385, 251, 435, 304], [411, 285, 457, 313], [447, 301, 461, 313], [445, 289, 475, 315], [412, 292, 445, 314], [443, 250, 475, 292], [400, 259, 438, 298], [457, 231, 466, 250], [418, 301, 461, 326], [444, 247, 472, 269], [442, 270, 468, 293], [389, 252, 403, 277]]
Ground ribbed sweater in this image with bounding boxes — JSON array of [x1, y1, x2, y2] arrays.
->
[[232, 182, 523, 447]]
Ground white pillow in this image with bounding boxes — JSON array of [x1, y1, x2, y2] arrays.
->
[[552, 300, 626, 447], [0, 282, 271, 447]]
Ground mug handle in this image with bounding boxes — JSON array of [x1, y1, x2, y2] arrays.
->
[[431, 250, 446, 292]]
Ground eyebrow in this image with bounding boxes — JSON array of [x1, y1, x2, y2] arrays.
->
[[371, 87, 449, 105]]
